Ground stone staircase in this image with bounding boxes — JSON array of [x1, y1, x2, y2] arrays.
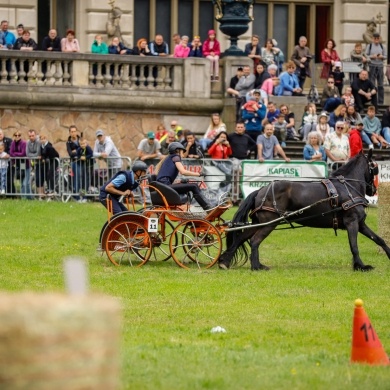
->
[[282, 102, 390, 161], [282, 140, 390, 161]]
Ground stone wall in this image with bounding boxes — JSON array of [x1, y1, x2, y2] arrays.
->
[[0, 109, 212, 159]]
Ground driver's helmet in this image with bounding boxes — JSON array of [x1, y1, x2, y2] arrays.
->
[[168, 142, 186, 154], [132, 161, 148, 173]]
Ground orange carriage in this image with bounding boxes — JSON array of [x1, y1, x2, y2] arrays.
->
[[99, 175, 232, 269]]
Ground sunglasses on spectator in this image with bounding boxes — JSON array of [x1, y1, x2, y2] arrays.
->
[[336, 126, 344, 129], [14, 133, 21, 137]]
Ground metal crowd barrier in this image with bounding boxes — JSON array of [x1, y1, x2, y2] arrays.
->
[[59, 156, 132, 202], [139, 158, 239, 204], [1, 156, 131, 202], [6, 156, 339, 203], [1, 155, 344, 203]]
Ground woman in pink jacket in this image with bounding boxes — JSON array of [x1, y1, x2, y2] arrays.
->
[[174, 35, 190, 58], [202, 29, 221, 81], [61, 29, 80, 52]]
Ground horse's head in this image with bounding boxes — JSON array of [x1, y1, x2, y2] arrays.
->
[[364, 149, 378, 196]]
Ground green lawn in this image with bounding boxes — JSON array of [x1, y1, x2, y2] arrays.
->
[[1, 199, 390, 389]]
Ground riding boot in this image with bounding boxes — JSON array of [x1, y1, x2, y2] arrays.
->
[[194, 194, 211, 210]]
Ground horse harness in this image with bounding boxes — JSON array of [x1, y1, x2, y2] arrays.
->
[[249, 176, 369, 235], [322, 176, 368, 233]]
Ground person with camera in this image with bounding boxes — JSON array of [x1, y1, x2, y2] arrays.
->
[[291, 36, 312, 89], [366, 32, 386, 105], [207, 131, 232, 160], [155, 142, 210, 210], [99, 161, 148, 215]]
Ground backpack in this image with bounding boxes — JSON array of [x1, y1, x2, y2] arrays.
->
[[368, 43, 384, 54]]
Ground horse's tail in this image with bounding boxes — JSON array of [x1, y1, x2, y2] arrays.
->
[[219, 190, 259, 268], [232, 189, 259, 225]]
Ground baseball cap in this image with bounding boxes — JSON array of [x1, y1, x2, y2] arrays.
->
[[147, 131, 155, 139], [373, 32, 380, 38], [96, 129, 104, 137]]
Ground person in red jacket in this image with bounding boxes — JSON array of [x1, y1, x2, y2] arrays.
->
[[349, 121, 364, 157], [208, 132, 232, 159], [202, 29, 221, 81]]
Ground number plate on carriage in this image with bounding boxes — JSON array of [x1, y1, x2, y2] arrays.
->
[[148, 218, 158, 232]]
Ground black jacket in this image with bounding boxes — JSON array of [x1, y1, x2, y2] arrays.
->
[[67, 135, 80, 161], [13, 38, 38, 51], [41, 142, 59, 161], [41, 36, 62, 51], [1, 136, 12, 154]]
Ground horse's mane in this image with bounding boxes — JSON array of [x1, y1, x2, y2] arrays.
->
[[331, 152, 365, 178]]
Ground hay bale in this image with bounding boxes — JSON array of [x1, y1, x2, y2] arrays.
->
[[378, 182, 390, 251], [0, 293, 121, 390]]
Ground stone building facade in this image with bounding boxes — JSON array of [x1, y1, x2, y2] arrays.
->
[[1, 0, 389, 159], [1, 0, 388, 60]]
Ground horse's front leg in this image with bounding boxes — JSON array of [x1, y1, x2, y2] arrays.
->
[[345, 218, 374, 271], [359, 221, 390, 259], [250, 227, 274, 271]]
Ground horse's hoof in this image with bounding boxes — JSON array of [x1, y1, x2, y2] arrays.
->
[[353, 264, 375, 272], [218, 263, 229, 270], [251, 265, 270, 271]]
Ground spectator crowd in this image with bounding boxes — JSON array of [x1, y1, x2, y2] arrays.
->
[[1, 20, 390, 201]]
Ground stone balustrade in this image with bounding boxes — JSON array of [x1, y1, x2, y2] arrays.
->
[[0, 50, 217, 102]]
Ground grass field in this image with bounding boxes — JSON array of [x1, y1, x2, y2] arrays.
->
[[1, 199, 390, 389]]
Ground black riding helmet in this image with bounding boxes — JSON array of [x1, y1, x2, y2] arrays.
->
[[168, 142, 186, 154], [132, 161, 148, 173]]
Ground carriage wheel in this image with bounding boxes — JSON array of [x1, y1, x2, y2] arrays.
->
[[149, 218, 177, 262], [139, 208, 177, 262], [105, 220, 152, 267], [169, 219, 222, 270]]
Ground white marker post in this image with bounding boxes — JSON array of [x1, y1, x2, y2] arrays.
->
[[63, 257, 88, 295]]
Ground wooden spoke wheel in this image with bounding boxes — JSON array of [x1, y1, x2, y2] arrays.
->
[[104, 215, 152, 267], [140, 208, 177, 262], [169, 219, 222, 270]]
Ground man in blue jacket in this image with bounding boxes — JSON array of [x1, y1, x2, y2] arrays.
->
[[277, 61, 303, 96], [0, 20, 16, 48], [99, 161, 148, 215], [241, 90, 267, 143]]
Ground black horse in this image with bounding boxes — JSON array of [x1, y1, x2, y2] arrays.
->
[[219, 150, 390, 271]]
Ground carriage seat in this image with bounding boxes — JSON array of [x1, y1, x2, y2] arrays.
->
[[147, 175, 188, 206]]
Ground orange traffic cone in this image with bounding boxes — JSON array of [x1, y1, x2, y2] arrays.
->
[[351, 299, 389, 365]]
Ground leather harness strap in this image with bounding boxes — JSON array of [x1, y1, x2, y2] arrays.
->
[[342, 197, 368, 210], [248, 177, 367, 233], [321, 179, 339, 233]]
